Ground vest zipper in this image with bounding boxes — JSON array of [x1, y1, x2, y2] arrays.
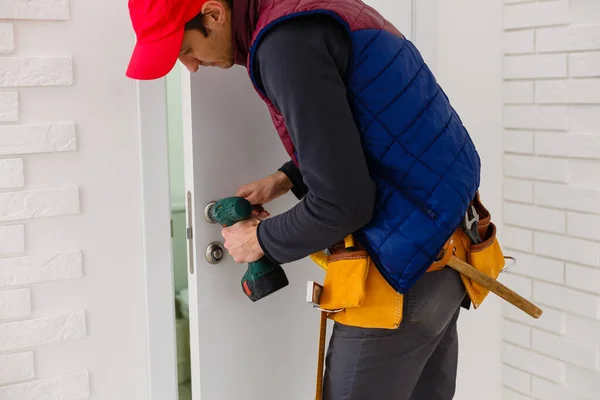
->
[[393, 183, 439, 221], [376, 170, 439, 221]]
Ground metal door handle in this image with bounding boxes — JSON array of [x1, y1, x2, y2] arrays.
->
[[206, 242, 225, 264], [204, 201, 217, 224]]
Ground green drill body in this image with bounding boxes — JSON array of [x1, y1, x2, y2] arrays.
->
[[208, 196, 289, 302]]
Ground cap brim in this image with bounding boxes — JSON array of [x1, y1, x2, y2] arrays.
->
[[126, 28, 184, 80]]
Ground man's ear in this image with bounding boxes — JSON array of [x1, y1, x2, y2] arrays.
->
[[201, 1, 228, 26]]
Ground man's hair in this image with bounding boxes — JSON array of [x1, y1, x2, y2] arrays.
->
[[184, 0, 233, 36]]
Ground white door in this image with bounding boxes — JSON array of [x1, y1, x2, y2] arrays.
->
[[181, 2, 415, 399]]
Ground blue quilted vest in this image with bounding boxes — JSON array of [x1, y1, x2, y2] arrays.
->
[[245, 0, 481, 294]]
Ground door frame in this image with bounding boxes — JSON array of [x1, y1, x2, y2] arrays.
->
[[136, 2, 439, 399]]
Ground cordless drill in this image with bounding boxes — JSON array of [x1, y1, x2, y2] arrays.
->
[[206, 196, 289, 302]]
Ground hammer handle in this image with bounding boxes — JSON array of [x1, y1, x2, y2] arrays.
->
[[447, 256, 543, 319]]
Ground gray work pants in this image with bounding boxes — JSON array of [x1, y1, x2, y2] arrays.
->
[[322, 267, 467, 400]]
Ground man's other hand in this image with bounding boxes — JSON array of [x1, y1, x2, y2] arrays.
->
[[235, 171, 293, 217], [221, 217, 264, 263]]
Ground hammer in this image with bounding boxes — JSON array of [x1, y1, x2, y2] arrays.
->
[[447, 255, 543, 319]]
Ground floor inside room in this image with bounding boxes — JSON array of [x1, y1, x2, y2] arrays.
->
[[179, 382, 192, 400], [175, 288, 192, 400]]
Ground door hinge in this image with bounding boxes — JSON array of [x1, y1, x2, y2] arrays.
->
[[187, 191, 194, 275], [170, 218, 174, 238]]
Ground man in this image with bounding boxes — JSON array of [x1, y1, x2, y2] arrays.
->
[[126, 0, 481, 398]]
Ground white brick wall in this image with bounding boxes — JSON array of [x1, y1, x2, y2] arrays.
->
[[0, 159, 23, 188], [0, 371, 89, 400], [0, 311, 86, 352], [0, 92, 18, 121], [536, 79, 600, 104], [0, 224, 24, 255], [569, 52, 600, 78], [0, 251, 83, 287], [0, 186, 80, 222], [0, 57, 73, 87], [504, 30, 535, 55], [0, 352, 34, 386], [0, 123, 76, 156], [0, 289, 30, 320], [504, 364, 532, 393], [504, 81, 534, 104], [504, 54, 567, 80], [502, 1, 600, 397], [0, 0, 88, 395], [0, 24, 14, 53], [536, 25, 600, 53], [0, 0, 69, 20], [504, 0, 568, 30]]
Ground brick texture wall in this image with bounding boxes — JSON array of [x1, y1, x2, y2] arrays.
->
[[0, 1, 90, 397], [502, 0, 600, 399]]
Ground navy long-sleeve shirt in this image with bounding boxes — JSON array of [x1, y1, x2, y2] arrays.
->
[[253, 15, 376, 264]]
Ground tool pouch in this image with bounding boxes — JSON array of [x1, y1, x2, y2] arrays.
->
[[310, 235, 403, 329], [458, 192, 507, 308], [319, 249, 369, 310]]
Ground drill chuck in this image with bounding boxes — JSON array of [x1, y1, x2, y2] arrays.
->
[[207, 197, 253, 226]]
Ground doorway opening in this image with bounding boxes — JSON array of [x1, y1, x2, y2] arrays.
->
[[165, 62, 193, 400]]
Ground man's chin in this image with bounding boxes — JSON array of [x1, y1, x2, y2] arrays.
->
[[217, 60, 235, 69]]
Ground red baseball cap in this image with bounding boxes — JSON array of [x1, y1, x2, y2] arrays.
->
[[126, 0, 208, 80]]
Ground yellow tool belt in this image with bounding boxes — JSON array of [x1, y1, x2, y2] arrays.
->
[[309, 191, 506, 328], [310, 192, 507, 399]]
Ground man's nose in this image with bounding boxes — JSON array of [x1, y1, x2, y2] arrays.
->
[[185, 63, 198, 72], [178, 55, 199, 72]]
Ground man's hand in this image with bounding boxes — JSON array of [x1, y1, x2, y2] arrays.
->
[[235, 171, 293, 218], [221, 217, 264, 263]]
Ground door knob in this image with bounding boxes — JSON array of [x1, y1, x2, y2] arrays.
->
[[205, 242, 225, 264], [204, 201, 217, 224]]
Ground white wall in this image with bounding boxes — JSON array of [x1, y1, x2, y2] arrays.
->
[[502, 1, 600, 399], [435, 0, 504, 399], [0, 1, 150, 399]]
